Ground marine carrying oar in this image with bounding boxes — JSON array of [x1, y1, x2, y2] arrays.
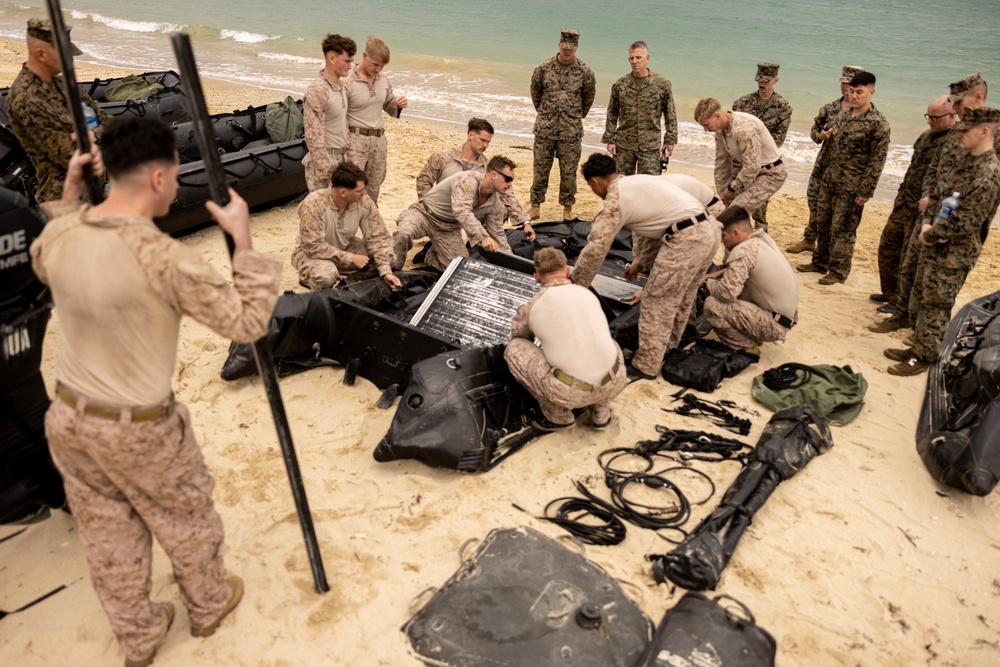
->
[[45, 0, 103, 204], [170, 32, 329, 594]]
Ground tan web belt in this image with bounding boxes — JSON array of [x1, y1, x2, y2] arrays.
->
[[553, 360, 621, 392], [349, 126, 384, 137], [56, 383, 175, 423]]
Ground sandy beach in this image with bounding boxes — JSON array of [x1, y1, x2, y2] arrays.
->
[[2, 40, 1000, 667]]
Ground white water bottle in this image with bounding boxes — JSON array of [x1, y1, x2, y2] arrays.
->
[[81, 103, 99, 132], [935, 191, 960, 223]]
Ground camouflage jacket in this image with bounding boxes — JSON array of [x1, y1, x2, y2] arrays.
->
[[6, 64, 108, 203], [815, 104, 890, 198], [602, 71, 677, 150], [713, 112, 777, 195], [892, 128, 950, 210], [810, 97, 845, 143], [920, 128, 1000, 207], [295, 189, 394, 276], [530, 55, 596, 140], [732, 91, 793, 146], [921, 149, 1000, 269], [415, 145, 529, 224]]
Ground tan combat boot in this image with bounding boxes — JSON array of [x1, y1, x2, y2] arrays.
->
[[786, 238, 816, 254], [563, 205, 573, 220], [529, 203, 541, 220]]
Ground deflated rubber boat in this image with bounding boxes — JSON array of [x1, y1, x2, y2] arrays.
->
[[916, 289, 1000, 496], [156, 100, 307, 236]]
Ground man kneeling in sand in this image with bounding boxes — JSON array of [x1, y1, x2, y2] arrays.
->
[[292, 161, 401, 290], [703, 205, 798, 352], [505, 248, 627, 430], [392, 155, 517, 271]]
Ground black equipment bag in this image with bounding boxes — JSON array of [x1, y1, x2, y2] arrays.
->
[[635, 592, 776, 667], [662, 339, 759, 392]]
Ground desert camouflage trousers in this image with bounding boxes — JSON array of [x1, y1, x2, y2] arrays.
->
[[615, 148, 662, 176], [292, 237, 368, 289], [392, 206, 511, 272], [801, 176, 820, 242], [303, 147, 347, 192], [531, 136, 583, 206], [45, 398, 232, 662], [876, 202, 919, 301], [504, 339, 627, 425], [703, 296, 788, 350], [731, 163, 787, 221], [811, 186, 865, 280], [633, 219, 721, 376], [347, 132, 388, 203]]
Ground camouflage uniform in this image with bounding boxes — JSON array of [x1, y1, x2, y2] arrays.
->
[[392, 170, 511, 271], [302, 71, 348, 192], [30, 204, 281, 662], [529, 54, 596, 206], [6, 64, 108, 203], [572, 177, 720, 376], [415, 145, 530, 224], [793, 97, 848, 243], [344, 64, 402, 203], [602, 72, 677, 175], [732, 90, 792, 228], [291, 188, 395, 289], [810, 104, 890, 280], [903, 141, 1000, 361], [505, 278, 627, 425], [713, 112, 788, 215], [703, 230, 798, 350], [875, 127, 949, 301]]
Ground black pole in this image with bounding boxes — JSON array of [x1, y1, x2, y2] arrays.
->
[[45, 0, 102, 204], [170, 32, 329, 594]]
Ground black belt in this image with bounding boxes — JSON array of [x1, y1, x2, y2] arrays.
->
[[771, 311, 795, 329], [553, 360, 621, 392], [762, 159, 783, 170], [708, 196, 720, 207], [349, 126, 384, 137], [663, 212, 709, 240]]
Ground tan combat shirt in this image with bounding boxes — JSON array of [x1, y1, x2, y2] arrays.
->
[[344, 64, 400, 130], [714, 112, 782, 195], [294, 189, 394, 276], [303, 71, 348, 178]]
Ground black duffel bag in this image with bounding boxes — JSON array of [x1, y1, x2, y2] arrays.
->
[[661, 339, 759, 393], [635, 592, 776, 667]]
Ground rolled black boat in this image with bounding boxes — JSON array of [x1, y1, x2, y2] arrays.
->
[[916, 290, 1000, 496]]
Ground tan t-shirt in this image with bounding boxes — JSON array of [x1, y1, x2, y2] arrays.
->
[[30, 206, 282, 406]]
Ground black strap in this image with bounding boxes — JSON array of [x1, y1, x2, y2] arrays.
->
[[664, 212, 709, 239], [771, 311, 795, 329]]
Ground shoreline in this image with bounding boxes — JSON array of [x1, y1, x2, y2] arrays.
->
[[3, 43, 1000, 667]]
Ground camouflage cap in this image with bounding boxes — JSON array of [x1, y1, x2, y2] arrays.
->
[[949, 72, 985, 100], [840, 65, 865, 83], [559, 29, 580, 48], [754, 63, 779, 82], [953, 106, 1000, 131], [26, 18, 82, 55]]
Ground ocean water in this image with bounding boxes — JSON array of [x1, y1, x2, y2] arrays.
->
[[1, 0, 998, 201]]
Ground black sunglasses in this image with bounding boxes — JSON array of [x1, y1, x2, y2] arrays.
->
[[492, 170, 514, 183]]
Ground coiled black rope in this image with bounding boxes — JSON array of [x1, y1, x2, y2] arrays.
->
[[664, 394, 751, 435], [761, 363, 814, 390], [636, 427, 753, 464], [542, 488, 627, 546]]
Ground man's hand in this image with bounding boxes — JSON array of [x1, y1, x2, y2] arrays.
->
[[919, 223, 936, 247], [854, 196, 870, 206], [205, 189, 253, 250], [352, 254, 371, 269], [918, 196, 929, 214], [62, 146, 103, 202], [383, 273, 402, 291], [396, 95, 408, 110], [624, 261, 641, 282], [721, 187, 735, 206], [703, 269, 724, 284], [630, 290, 643, 305], [480, 236, 499, 253], [607, 143, 617, 156], [817, 126, 833, 141], [662, 144, 674, 157], [522, 222, 536, 242]]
